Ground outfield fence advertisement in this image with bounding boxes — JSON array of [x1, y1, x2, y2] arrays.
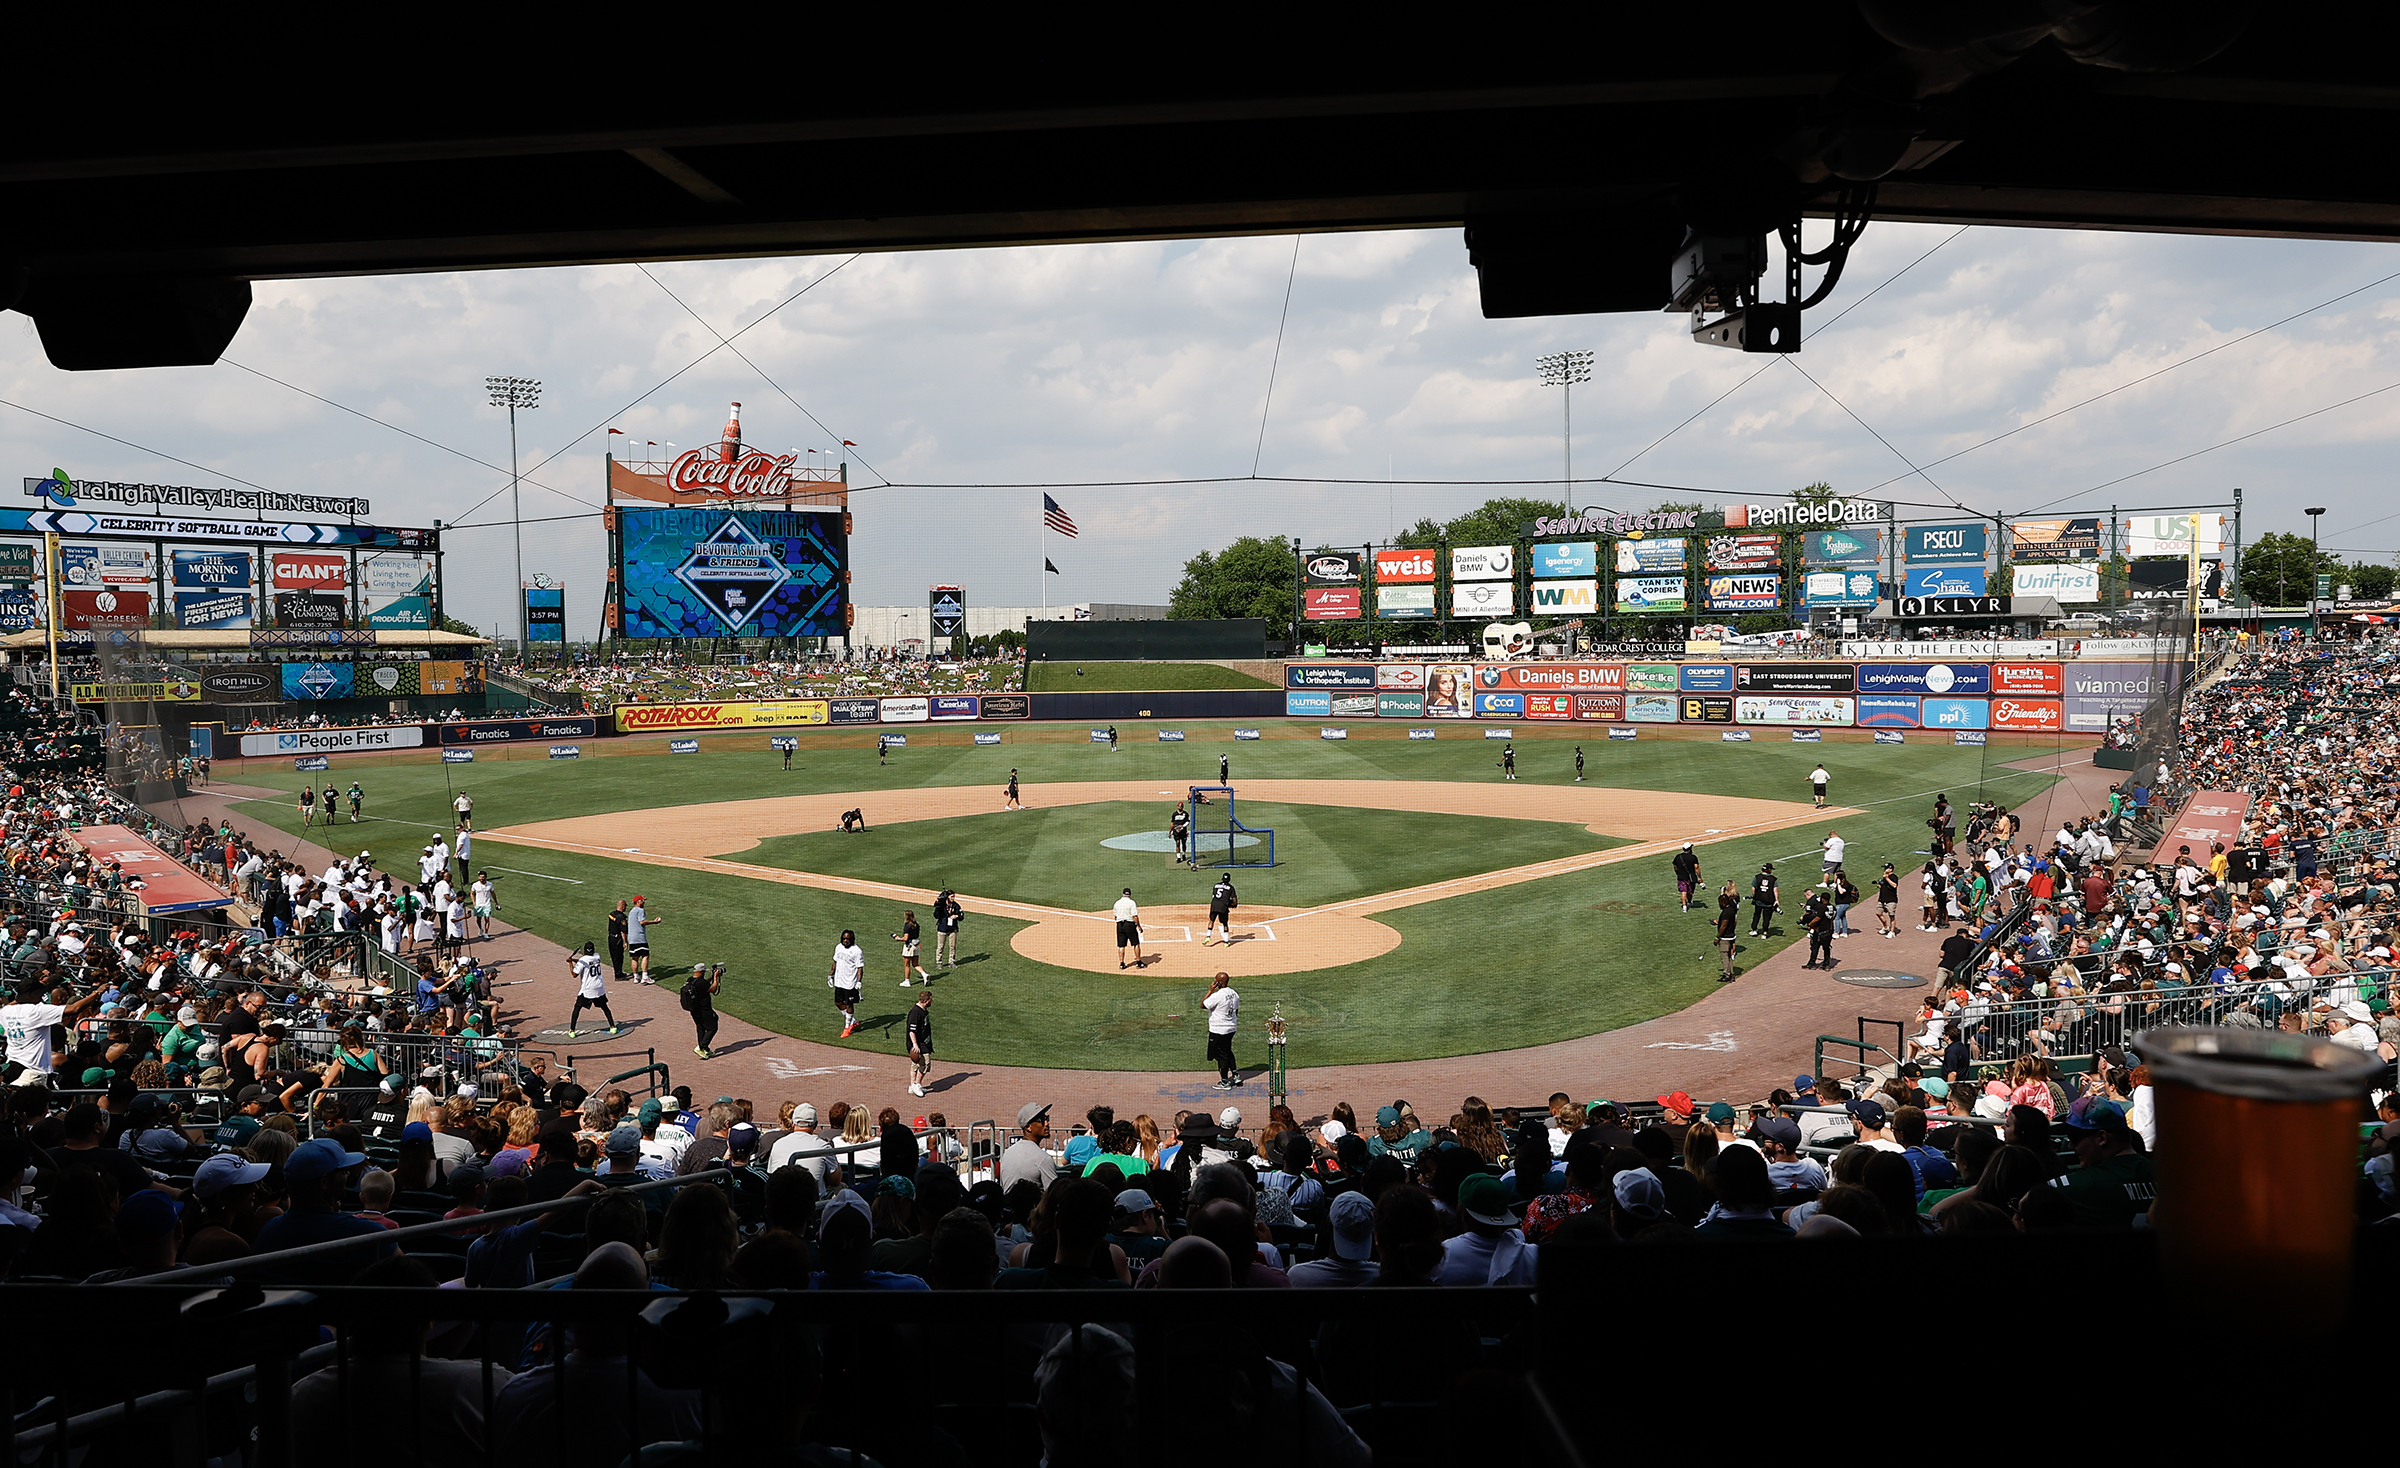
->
[[614, 699, 833, 731], [1735, 695, 1854, 726], [238, 726, 426, 756], [440, 716, 601, 745]]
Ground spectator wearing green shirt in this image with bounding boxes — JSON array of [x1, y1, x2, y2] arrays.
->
[[1366, 1105, 1427, 1166], [2045, 1097, 2155, 1226]]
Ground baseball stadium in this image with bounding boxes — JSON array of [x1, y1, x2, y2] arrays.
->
[[11, 36, 2400, 1455]]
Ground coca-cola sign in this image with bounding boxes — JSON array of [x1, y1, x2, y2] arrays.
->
[[666, 448, 800, 499]]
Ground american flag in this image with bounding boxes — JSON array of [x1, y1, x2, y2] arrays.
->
[[1043, 494, 1079, 538]]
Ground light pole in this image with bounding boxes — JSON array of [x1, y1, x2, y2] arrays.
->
[[1535, 351, 1593, 517], [2306, 505, 2326, 612], [486, 376, 541, 658]]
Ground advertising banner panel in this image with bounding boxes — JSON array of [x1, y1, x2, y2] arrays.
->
[[437, 716, 600, 745], [1473, 692, 1525, 717], [61, 588, 148, 629], [1735, 663, 1853, 694], [1523, 693, 1576, 720], [928, 586, 965, 638], [1734, 695, 1854, 726], [1626, 663, 1678, 691], [979, 694, 1031, 720], [2064, 662, 2169, 716], [1449, 581, 1514, 618], [1377, 585, 1436, 619], [1626, 692, 1678, 722], [1528, 580, 1598, 615], [1285, 690, 1332, 717], [1612, 539, 1687, 575], [2011, 563, 2100, 603], [2124, 513, 2222, 558], [929, 695, 979, 720], [1704, 573, 1781, 610], [1371, 547, 1436, 583], [1286, 663, 1377, 690], [356, 663, 422, 697], [362, 555, 433, 629], [1990, 697, 2064, 732], [1803, 569, 1880, 607], [828, 698, 880, 725], [1704, 534, 1782, 570], [1989, 661, 2063, 695], [1679, 663, 1735, 692], [1613, 575, 1686, 613], [1329, 691, 1378, 717], [1478, 663, 1624, 691], [878, 697, 930, 723], [175, 590, 252, 630], [1920, 697, 1990, 730], [238, 725, 426, 757], [273, 591, 344, 629], [280, 662, 355, 700], [1424, 664, 1475, 716], [1575, 693, 1625, 721], [1903, 523, 1988, 563], [0, 545, 32, 583], [1855, 695, 1921, 727], [1903, 565, 1987, 597], [1302, 551, 1362, 587], [1855, 663, 1989, 696], [1529, 542, 1597, 578], [618, 505, 847, 638], [270, 551, 347, 593], [2010, 517, 2104, 561], [2127, 559, 2225, 601], [418, 661, 480, 696], [1377, 691, 1424, 717], [1375, 663, 1426, 689], [614, 700, 833, 731], [0, 590, 36, 633], [1449, 545, 1514, 581], [1302, 587, 1361, 620], [1803, 528, 1882, 565], [1681, 694, 1735, 723], [95, 546, 152, 585], [172, 549, 252, 588]]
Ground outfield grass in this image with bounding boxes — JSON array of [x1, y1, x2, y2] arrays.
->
[[744, 800, 1620, 912], [1024, 661, 1273, 691], [213, 728, 2055, 1069]]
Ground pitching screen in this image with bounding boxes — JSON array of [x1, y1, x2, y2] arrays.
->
[[618, 506, 847, 639]]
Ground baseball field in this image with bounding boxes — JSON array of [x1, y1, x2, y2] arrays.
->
[[219, 724, 2059, 1069]]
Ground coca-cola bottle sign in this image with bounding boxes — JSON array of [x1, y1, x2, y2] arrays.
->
[[666, 448, 799, 498]]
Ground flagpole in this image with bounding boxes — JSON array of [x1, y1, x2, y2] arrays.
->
[[1040, 492, 1047, 622]]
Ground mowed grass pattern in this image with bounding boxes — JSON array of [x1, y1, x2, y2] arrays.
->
[[1024, 662, 1275, 691], [213, 724, 2054, 1069]]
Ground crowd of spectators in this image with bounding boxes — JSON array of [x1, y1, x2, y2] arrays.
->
[[510, 649, 1025, 711]]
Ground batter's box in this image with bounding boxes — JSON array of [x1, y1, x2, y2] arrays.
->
[[1141, 925, 1197, 945]]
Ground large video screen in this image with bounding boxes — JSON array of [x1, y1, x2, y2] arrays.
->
[[619, 506, 846, 639]]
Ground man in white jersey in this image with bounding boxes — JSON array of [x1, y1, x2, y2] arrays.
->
[[566, 942, 617, 1038], [3, 981, 102, 1081], [830, 929, 866, 1037]]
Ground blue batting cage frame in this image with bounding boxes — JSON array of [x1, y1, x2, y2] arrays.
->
[[1187, 785, 1274, 867]]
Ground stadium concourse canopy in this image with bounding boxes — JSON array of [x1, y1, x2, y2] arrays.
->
[[3, 8, 2399, 366], [0, 629, 491, 652]]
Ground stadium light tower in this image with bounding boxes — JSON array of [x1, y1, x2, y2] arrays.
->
[[486, 376, 541, 655], [1535, 350, 1593, 516]]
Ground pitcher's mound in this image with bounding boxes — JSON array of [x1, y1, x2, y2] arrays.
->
[[1010, 903, 1400, 979]]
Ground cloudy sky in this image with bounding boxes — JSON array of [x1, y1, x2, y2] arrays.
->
[[4, 220, 2399, 632]]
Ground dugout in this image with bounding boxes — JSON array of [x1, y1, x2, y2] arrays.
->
[[1027, 618, 1264, 662]]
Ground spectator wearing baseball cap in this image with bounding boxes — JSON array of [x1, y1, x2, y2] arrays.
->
[[182, 1154, 273, 1265], [1105, 1185, 1169, 1268], [1289, 1188, 1379, 1287], [1846, 1098, 1903, 1152], [1610, 1167, 1669, 1239], [1752, 1117, 1827, 1193], [256, 1138, 390, 1286], [1002, 1102, 1062, 1194], [1434, 1174, 1534, 1285], [1654, 1091, 1698, 1139], [2046, 1097, 2155, 1227]]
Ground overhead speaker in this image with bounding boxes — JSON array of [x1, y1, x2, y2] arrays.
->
[[18, 276, 252, 370], [1466, 209, 1684, 319]]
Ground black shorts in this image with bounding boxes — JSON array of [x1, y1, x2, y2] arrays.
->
[[1813, 783, 1828, 796], [628, 943, 650, 959], [835, 985, 860, 1006], [1208, 906, 1231, 923], [1115, 919, 1140, 945]]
